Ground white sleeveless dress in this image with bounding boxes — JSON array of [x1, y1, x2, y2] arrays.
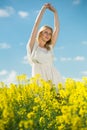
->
[[27, 42, 63, 86]]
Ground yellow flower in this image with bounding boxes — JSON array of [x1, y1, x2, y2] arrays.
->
[[27, 112, 35, 119], [39, 117, 45, 125]]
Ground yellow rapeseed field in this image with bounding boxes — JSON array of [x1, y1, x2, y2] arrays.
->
[[0, 74, 87, 130]]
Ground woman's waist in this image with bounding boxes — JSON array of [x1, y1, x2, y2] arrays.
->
[[32, 61, 53, 66], [32, 58, 53, 64]]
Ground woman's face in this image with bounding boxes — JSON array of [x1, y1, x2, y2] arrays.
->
[[40, 28, 52, 42]]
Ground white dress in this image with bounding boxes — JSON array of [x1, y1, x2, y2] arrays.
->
[[27, 42, 63, 86]]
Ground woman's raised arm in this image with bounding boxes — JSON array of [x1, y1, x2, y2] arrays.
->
[[27, 4, 50, 52], [48, 4, 60, 47]]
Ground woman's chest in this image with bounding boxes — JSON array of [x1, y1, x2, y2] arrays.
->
[[35, 47, 53, 57]]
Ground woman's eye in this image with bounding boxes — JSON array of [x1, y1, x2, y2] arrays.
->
[[44, 31, 52, 35], [44, 31, 48, 34]]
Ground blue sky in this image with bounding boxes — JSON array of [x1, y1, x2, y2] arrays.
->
[[0, 0, 87, 84]]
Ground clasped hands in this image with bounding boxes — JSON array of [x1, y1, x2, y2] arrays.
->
[[43, 3, 56, 13]]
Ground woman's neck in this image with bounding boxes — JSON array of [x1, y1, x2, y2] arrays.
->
[[38, 39, 46, 48]]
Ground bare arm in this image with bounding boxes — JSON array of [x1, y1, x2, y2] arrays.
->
[[27, 4, 49, 52], [48, 4, 60, 47]]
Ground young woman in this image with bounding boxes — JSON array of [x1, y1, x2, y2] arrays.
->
[[27, 3, 63, 86]]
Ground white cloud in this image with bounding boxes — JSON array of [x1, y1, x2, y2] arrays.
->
[[0, 70, 8, 76], [73, 77, 82, 81], [74, 56, 85, 61], [63, 76, 81, 82], [0, 9, 9, 17], [82, 41, 87, 45], [0, 6, 15, 17], [81, 71, 87, 76], [60, 57, 72, 61], [0, 43, 11, 49], [73, 0, 80, 5], [0, 70, 17, 85], [60, 56, 85, 62], [22, 55, 29, 64], [18, 11, 29, 18], [4, 70, 17, 84]]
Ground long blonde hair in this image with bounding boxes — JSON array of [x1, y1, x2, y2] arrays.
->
[[37, 25, 53, 50]]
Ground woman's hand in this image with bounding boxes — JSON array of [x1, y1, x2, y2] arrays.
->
[[48, 4, 57, 13], [42, 3, 51, 9], [42, 3, 56, 13]]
